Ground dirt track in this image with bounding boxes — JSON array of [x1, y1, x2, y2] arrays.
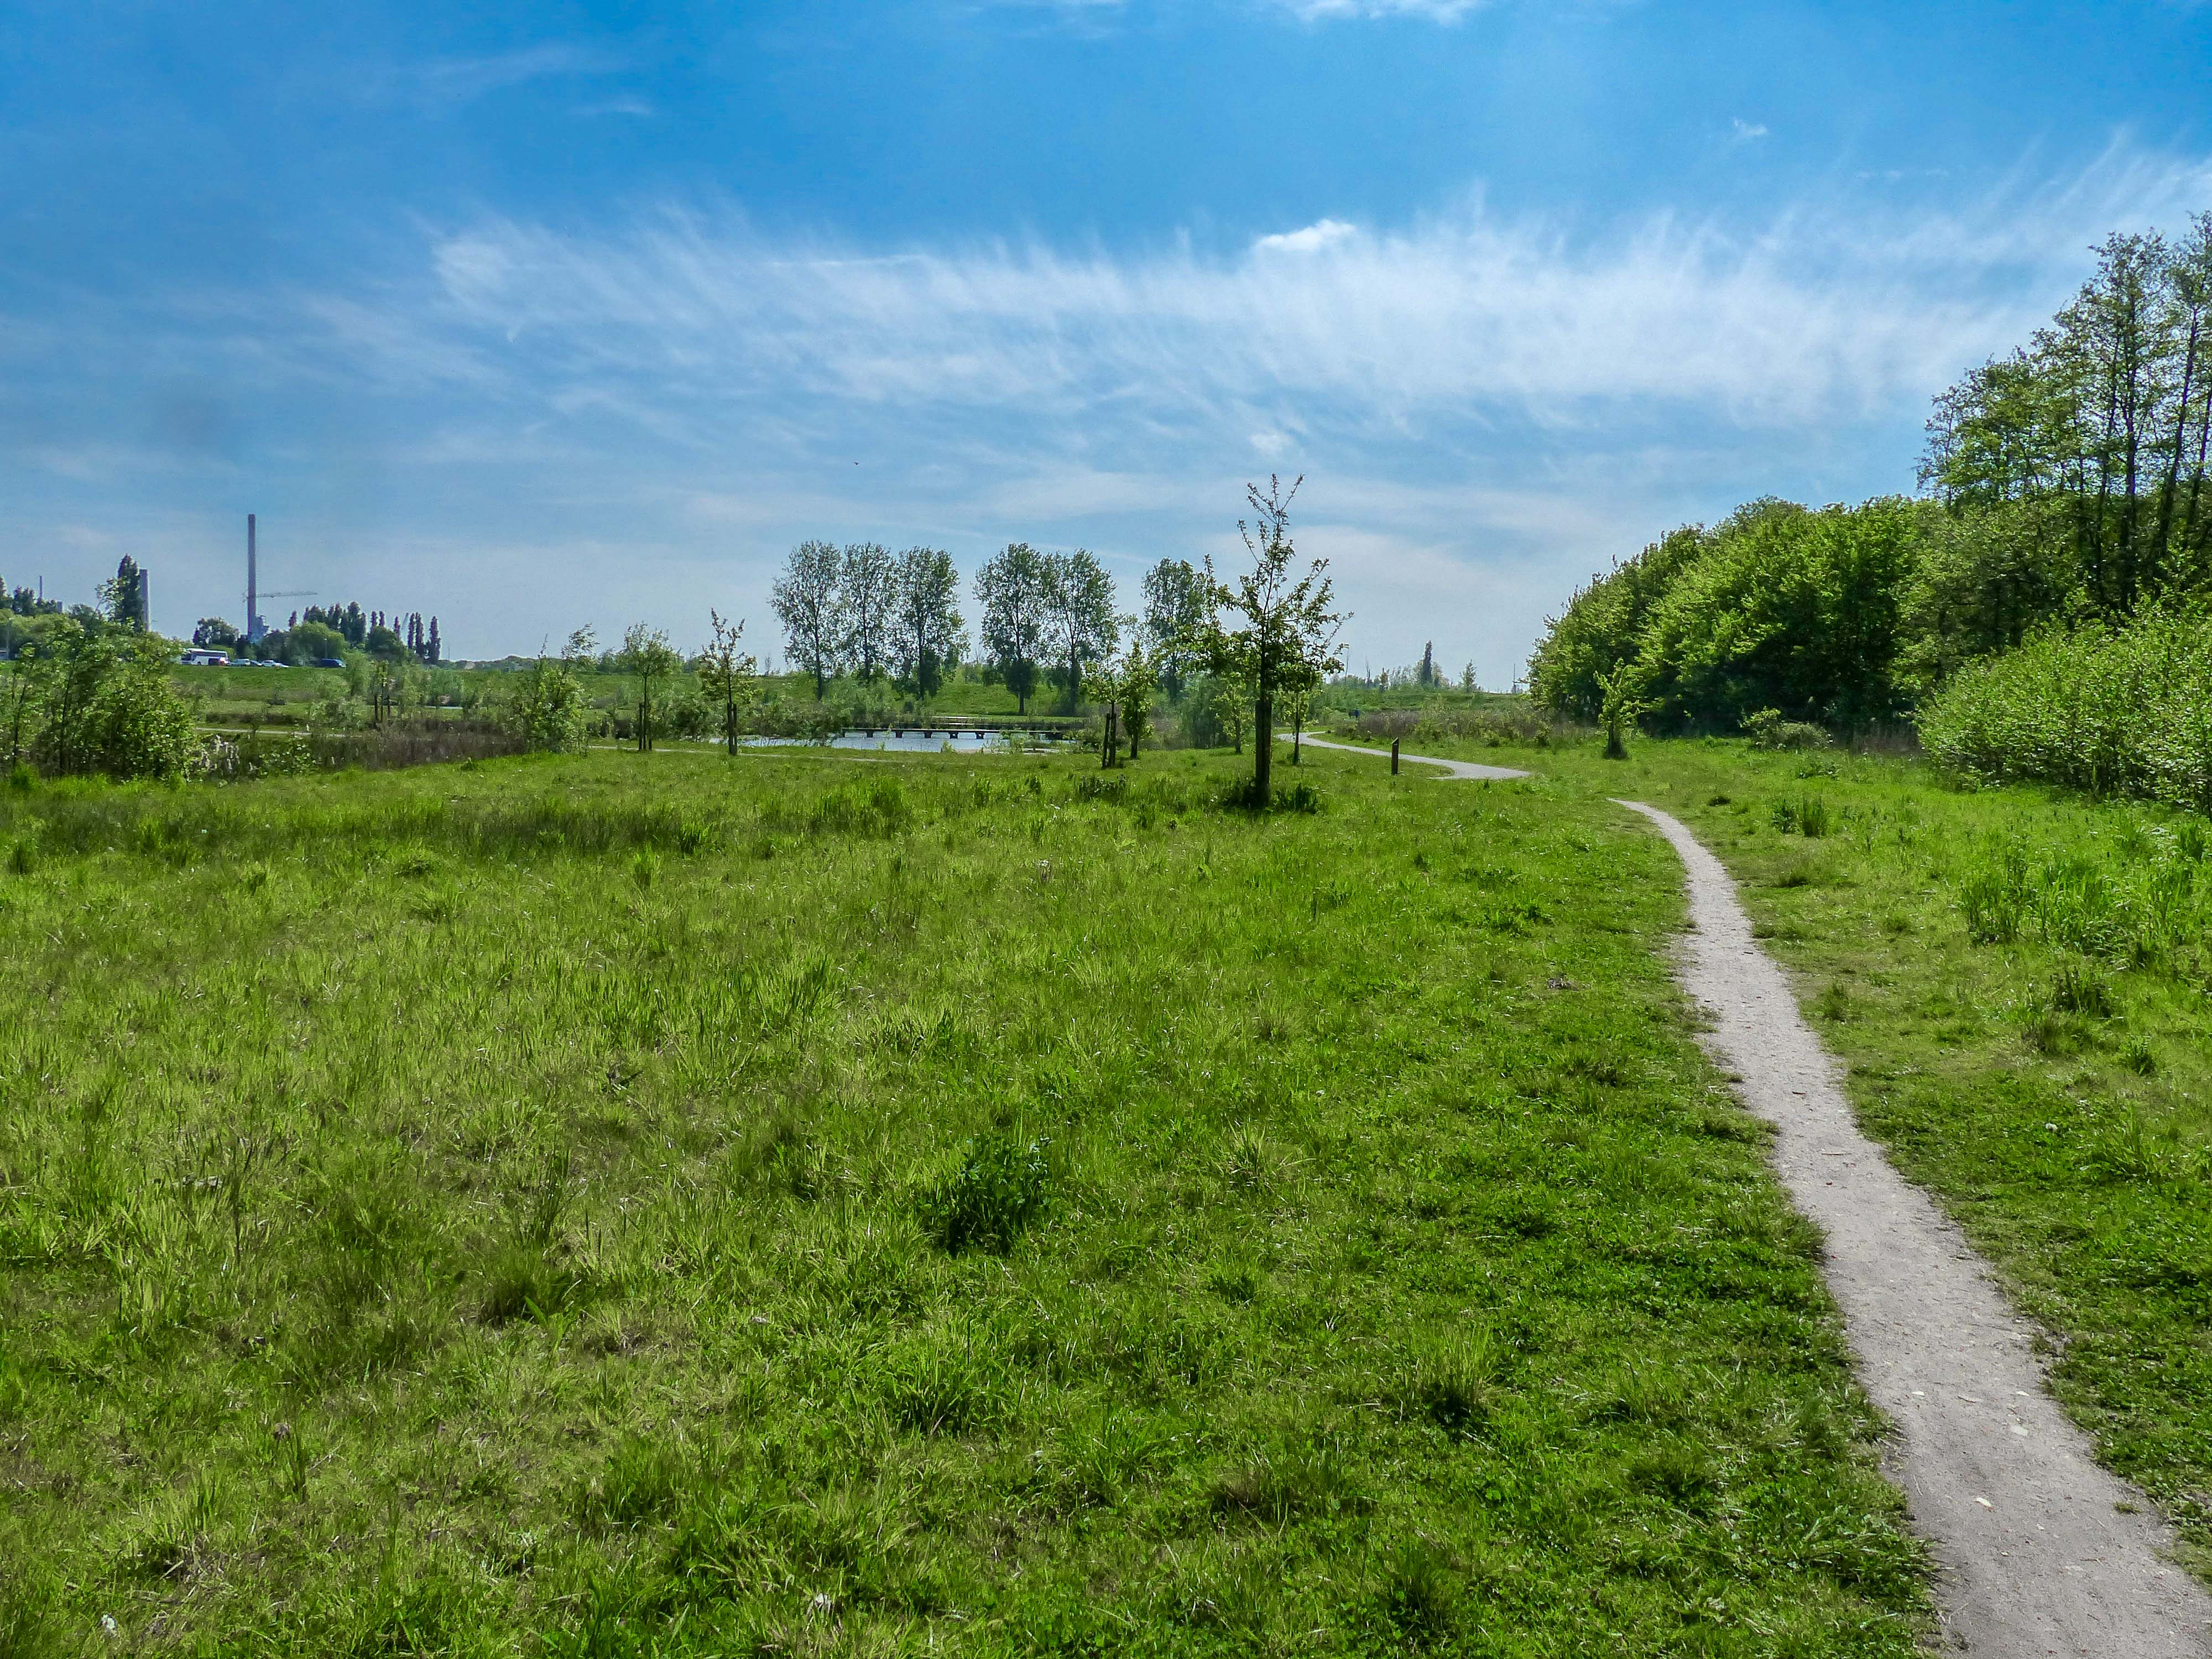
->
[[1298, 735, 2211, 1653]]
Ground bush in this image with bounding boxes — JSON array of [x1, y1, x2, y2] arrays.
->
[[1918, 610, 2212, 811], [1743, 708, 1831, 750]]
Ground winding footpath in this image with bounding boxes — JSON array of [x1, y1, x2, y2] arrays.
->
[[1304, 735, 2212, 1656]]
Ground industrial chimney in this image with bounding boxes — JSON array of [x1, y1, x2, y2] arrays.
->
[[247, 514, 259, 645]]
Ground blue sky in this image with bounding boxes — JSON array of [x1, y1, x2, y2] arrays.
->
[[3, 1, 2209, 676]]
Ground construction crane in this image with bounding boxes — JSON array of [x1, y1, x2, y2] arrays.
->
[[241, 514, 317, 644]]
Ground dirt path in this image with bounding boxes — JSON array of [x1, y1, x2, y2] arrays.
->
[[1300, 727, 2208, 1652], [1292, 733, 1529, 780], [1618, 800, 2210, 1657]]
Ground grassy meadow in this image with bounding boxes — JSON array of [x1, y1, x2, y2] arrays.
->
[[0, 744, 1929, 1655], [1335, 727, 2212, 1574]]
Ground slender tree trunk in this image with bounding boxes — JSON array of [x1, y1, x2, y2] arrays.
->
[[2156, 313, 2200, 565], [2184, 389, 2212, 560], [1254, 690, 1273, 800]]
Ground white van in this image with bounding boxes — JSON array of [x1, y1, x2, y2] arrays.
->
[[179, 649, 231, 666]]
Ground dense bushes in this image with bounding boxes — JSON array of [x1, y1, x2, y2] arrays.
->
[[2, 621, 197, 781], [1530, 498, 1926, 734], [1918, 610, 2212, 811], [1528, 212, 2211, 762]]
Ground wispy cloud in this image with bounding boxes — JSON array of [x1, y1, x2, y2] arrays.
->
[[1730, 117, 1769, 143], [1270, 0, 1487, 19], [405, 143, 2211, 440], [401, 43, 630, 107]]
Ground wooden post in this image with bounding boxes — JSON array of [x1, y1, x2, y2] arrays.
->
[[1390, 739, 1400, 775]]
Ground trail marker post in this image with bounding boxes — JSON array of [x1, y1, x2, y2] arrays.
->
[[1390, 740, 1400, 775]]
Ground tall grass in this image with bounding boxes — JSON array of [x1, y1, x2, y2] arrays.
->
[[1919, 610, 2212, 811], [0, 745, 1928, 1653]]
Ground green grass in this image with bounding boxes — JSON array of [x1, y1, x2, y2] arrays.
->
[[1326, 725, 2212, 1575], [0, 745, 1928, 1654]]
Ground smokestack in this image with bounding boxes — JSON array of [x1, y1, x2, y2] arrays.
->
[[247, 514, 258, 645]]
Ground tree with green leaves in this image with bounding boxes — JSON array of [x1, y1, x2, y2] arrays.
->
[[842, 542, 896, 684], [697, 610, 760, 756], [100, 556, 148, 631], [503, 628, 596, 753], [1083, 655, 1126, 768], [891, 547, 964, 700], [1194, 477, 1344, 803], [1117, 641, 1157, 760], [1140, 557, 1211, 698], [773, 540, 847, 698], [7, 618, 194, 780], [618, 623, 683, 753], [975, 542, 1049, 715], [1042, 550, 1118, 714], [1598, 664, 1647, 761]]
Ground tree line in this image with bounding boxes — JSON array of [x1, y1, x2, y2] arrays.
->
[[1530, 210, 2212, 737], [194, 601, 444, 665], [521, 482, 1345, 798]]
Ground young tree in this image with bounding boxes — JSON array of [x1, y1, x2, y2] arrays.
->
[[504, 628, 596, 753], [1042, 550, 1119, 713], [891, 546, 964, 699], [1083, 655, 1126, 768], [1117, 640, 1157, 760], [618, 623, 683, 753], [772, 540, 847, 698], [1460, 660, 1478, 691], [1417, 641, 1436, 688], [841, 541, 897, 683], [975, 542, 1049, 714], [2, 638, 41, 766], [1196, 477, 1344, 802], [1140, 557, 1211, 698], [697, 609, 760, 756]]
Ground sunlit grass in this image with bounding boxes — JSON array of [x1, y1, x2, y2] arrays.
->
[[0, 745, 1926, 1654]]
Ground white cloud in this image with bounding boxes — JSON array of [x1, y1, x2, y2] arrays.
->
[[1730, 117, 1769, 143], [1252, 218, 1360, 254], [410, 143, 2212, 439]]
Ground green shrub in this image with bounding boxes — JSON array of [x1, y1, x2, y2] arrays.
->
[[1744, 708, 1831, 750], [1919, 610, 2212, 811], [921, 1132, 1053, 1254]]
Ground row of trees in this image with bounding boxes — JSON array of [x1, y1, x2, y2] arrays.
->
[[1531, 209, 2212, 736], [1923, 216, 2211, 615], [529, 481, 1345, 796], [194, 602, 444, 666], [766, 539, 1240, 718]]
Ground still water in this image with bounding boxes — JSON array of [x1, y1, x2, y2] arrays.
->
[[738, 728, 1066, 753]]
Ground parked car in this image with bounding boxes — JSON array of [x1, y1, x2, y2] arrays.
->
[[312, 657, 347, 669], [179, 649, 231, 666]]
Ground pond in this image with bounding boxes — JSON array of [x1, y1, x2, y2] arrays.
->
[[738, 728, 1070, 753]]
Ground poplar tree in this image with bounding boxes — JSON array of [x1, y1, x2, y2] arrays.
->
[[772, 540, 847, 698], [842, 542, 896, 683], [891, 547, 964, 699], [975, 543, 1049, 714]]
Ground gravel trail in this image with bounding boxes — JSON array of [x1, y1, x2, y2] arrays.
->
[[1617, 799, 2210, 1657], [1295, 731, 2208, 1653], [1291, 733, 1529, 780]]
